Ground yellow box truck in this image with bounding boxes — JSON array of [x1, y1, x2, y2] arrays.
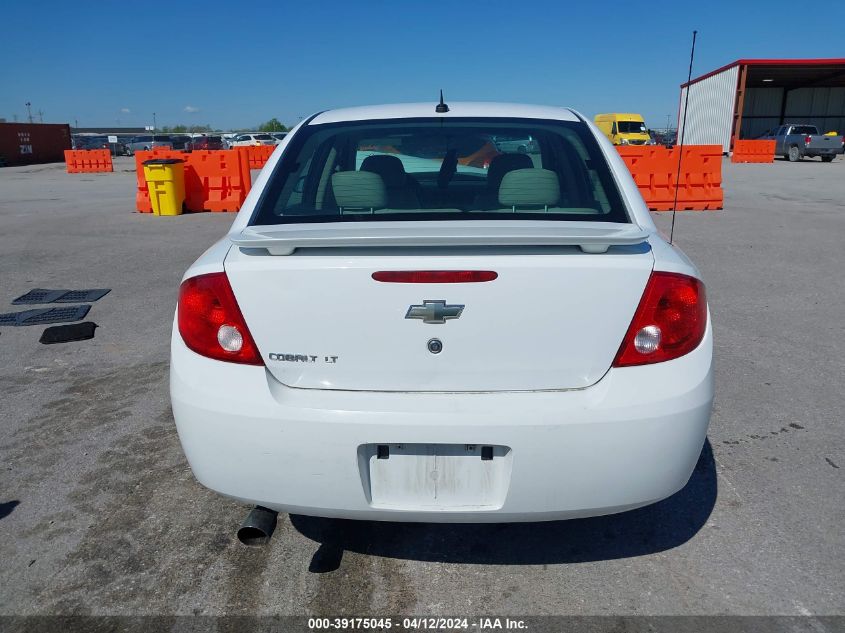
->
[[594, 113, 653, 146]]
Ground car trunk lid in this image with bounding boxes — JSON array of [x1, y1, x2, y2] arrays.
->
[[224, 222, 654, 392]]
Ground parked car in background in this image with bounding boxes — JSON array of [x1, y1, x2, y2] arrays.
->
[[761, 124, 844, 162], [230, 133, 276, 147], [270, 132, 288, 144], [73, 135, 130, 156], [490, 135, 539, 154], [125, 135, 173, 155], [186, 135, 224, 151], [170, 101, 713, 527], [169, 135, 193, 151], [594, 113, 654, 146], [650, 130, 677, 146]]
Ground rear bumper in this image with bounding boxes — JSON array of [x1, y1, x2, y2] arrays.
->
[[170, 321, 713, 522], [805, 147, 842, 156]]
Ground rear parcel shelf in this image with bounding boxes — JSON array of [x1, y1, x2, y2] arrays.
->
[[230, 221, 651, 255]]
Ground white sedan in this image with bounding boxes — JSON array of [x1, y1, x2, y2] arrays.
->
[[229, 133, 276, 147], [170, 102, 713, 528]]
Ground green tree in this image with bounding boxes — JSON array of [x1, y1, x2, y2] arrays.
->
[[258, 118, 288, 132]]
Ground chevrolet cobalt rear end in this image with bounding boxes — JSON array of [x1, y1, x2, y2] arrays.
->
[[170, 102, 713, 523]]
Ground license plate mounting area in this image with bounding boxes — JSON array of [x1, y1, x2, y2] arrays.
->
[[358, 443, 512, 511]]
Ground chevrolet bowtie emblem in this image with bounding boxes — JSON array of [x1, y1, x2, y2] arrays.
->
[[405, 300, 464, 324]]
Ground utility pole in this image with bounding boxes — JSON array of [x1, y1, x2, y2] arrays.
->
[[25, 102, 33, 124], [153, 112, 157, 138], [37, 109, 44, 124]]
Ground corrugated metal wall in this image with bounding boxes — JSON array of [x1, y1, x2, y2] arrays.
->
[[785, 87, 845, 134], [741, 86, 845, 138], [742, 87, 783, 138], [678, 64, 739, 153]]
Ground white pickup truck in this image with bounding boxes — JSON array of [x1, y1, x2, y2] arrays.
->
[[762, 124, 844, 162]]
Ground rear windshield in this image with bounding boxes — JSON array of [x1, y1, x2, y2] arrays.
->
[[254, 134, 273, 140], [251, 117, 629, 225], [790, 126, 818, 135]]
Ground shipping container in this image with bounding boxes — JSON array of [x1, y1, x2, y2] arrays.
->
[[0, 123, 72, 167]]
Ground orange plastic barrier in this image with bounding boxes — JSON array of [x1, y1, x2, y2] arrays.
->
[[183, 150, 252, 212], [616, 145, 723, 211], [135, 149, 251, 213], [64, 149, 113, 173], [238, 145, 275, 170], [731, 140, 775, 163]]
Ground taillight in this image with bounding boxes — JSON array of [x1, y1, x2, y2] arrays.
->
[[805, 135, 812, 146], [177, 272, 262, 365], [613, 272, 707, 367], [372, 270, 498, 283]]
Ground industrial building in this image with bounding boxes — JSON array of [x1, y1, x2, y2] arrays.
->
[[678, 58, 845, 152]]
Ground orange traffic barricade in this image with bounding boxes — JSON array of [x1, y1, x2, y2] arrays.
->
[[731, 140, 775, 163], [238, 145, 275, 170], [616, 144, 723, 211], [135, 149, 252, 213], [64, 149, 113, 173]]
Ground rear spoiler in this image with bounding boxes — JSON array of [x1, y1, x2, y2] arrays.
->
[[230, 220, 650, 255]]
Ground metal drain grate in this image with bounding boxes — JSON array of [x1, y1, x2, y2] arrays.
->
[[0, 305, 91, 326], [12, 288, 110, 305], [53, 289, 110, 303]]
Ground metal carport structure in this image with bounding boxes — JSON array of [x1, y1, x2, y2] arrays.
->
[[678, 58, 845, 153]]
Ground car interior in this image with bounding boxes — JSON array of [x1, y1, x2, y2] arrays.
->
[[254, 121, 628, 224]]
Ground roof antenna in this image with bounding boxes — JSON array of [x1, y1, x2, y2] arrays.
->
[[435, 89, 449, 113], [670, 29, 697, 245]]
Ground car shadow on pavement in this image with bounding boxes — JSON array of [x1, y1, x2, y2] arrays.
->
[[0, 500, 20, 521], [290, 439, 716, 573]]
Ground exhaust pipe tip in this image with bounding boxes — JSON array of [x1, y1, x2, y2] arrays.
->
[[237, 505, 278, 546]]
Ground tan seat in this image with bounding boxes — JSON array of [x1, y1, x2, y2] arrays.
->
[[474, 153, 534, 209], [498, 168, 560, 211], [360, 155, 421, 209], [331, 171, 387, 213]]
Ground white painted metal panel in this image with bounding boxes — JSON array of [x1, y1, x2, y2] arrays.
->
[[678, 64, 739, 152]]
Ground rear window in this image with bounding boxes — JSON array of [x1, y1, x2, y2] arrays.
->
[[254, 134, 273, 140], [251, 117, 629, 225], [790, 126, 818, 135]]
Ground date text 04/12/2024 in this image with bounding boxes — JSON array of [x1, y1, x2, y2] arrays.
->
[[307, 617, 528, 630]]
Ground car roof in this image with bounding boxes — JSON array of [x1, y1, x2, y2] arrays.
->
[[309, 102, 581, 125]]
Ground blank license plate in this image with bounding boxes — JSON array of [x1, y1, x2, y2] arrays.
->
[[362, 443, 512, 511]]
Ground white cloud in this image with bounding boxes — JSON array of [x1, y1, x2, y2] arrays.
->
[[120, 108, 131, 114], [184, 105, 200, 113]]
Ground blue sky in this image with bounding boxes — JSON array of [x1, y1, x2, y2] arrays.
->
[[1, 0, 843, 131]]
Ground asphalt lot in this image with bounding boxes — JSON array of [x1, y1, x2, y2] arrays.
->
[[0, 155, 843, 617]]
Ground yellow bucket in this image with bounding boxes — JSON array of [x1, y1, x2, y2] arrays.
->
[[143, 158, 185, 216]]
